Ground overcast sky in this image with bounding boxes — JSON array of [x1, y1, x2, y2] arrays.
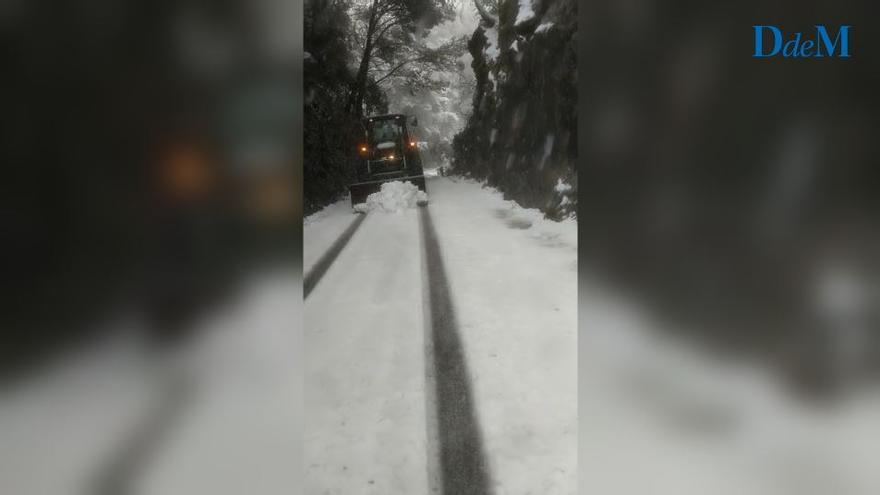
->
[[425, 2, 479, 48]]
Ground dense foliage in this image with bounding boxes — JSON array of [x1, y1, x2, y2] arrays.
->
[[304, 0, 361, 214], [452, 0, 577, 220]]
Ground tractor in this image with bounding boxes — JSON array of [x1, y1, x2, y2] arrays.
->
[[350, 114, 427, 206]]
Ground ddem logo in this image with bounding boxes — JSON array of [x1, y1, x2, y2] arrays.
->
[[753, 25, 850, 58]]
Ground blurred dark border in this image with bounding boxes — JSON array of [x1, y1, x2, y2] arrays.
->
[[2, 0, 303, 379], [578, 1, 880, 392]]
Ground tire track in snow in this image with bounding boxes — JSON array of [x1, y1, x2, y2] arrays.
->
[[304, 213, 367, 299], [91, 376, 193, 495], [419, 206, 492, 495]]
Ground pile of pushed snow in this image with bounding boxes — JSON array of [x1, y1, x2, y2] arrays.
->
[[353, 181, 427, 213]]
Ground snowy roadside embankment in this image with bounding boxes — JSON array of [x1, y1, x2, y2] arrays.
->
[[353, 181, 428, 214]]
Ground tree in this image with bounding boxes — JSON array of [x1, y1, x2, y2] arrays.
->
[[369, 34, 466, 95], [345, 0, 455, 116], [473, 0, 498, 27], [305, 0, 363, 212]]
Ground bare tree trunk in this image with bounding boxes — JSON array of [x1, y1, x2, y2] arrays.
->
[[347, 2, 380, 117], [352, 44, 372, 116]]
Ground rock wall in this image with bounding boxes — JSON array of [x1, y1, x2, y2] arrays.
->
[[452, 0, 577, 219]]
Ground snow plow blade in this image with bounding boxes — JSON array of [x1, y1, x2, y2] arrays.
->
[[350, 175, 427, 207]]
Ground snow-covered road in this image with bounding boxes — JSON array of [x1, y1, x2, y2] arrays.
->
[[0, 267, 303, 495], [305, 207, 431, 494], [304, 175, 578, 494]]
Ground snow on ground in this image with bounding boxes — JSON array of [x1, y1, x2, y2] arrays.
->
[[304, 207, 428, 494], [133, 269, 302, 495], [579, 278, 880, 495], [0, 328, 165, 495], [303, 176, 577, 494], [353, 181, 428, 214], [305, 197, 359, 274], [426, 177, 577, 494], [0, 268, 303, 495]]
